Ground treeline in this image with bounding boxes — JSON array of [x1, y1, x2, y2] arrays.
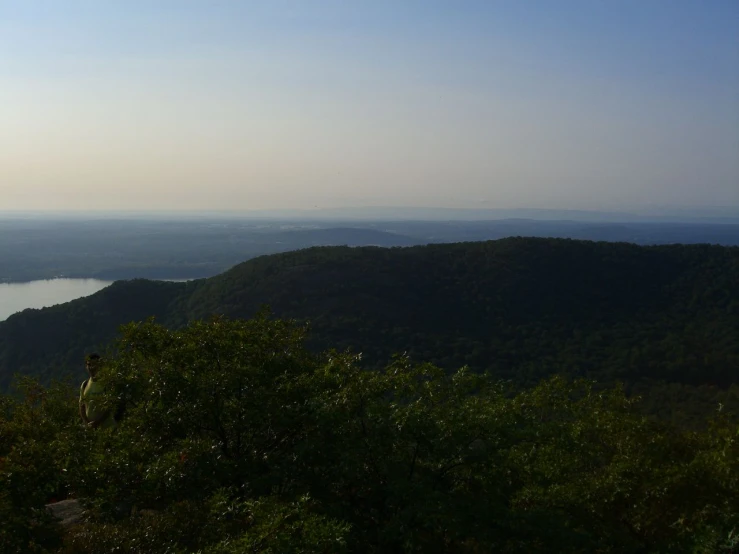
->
[[1, 317, 737, 553], [1, 238, 738, 425]]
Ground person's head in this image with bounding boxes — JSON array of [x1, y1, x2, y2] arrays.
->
[[85, 353, 101, 378]]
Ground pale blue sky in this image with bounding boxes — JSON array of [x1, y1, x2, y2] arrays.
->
[[1, 1, 737, 211]]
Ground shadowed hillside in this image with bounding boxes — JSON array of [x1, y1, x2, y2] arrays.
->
[[0, 280, 189, 389], [1, 238, 738, 423]]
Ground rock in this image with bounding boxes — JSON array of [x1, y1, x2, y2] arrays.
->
[[46, 498, 84, 526]]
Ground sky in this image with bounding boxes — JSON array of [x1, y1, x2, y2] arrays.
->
[[1, 1, 737, 213]]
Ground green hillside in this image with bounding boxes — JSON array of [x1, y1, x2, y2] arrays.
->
[[1, 238, 738, 423], [0, 279, 190, 389], [2, 317, 738, 553], [2, 238, 739, 552]]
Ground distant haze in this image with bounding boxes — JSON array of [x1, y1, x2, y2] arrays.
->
[[1, 1, 737, 213]]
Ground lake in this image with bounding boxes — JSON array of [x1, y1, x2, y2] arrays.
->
[[0, 278, 114, 321]]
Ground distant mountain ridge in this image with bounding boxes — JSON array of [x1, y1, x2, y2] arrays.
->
[[286, 206, 739, 223], [1, 237, 737, 424], [2, 218, 738, 283]]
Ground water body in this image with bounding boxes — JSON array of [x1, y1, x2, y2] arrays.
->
[[0, 278, 114, 322]]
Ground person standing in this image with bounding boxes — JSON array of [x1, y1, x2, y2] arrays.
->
[[79, 353, 115, 429]]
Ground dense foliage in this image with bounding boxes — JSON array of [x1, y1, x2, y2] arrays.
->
[[2, 238, 738, 425], [1, 316, 737, 552]]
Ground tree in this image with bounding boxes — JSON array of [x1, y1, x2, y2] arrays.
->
[[1, 314, 736, 552]]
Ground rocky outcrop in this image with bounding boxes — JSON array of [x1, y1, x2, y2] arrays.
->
[[46, 499, 84, 526]]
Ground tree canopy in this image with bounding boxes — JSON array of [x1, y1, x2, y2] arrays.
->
[[1, 315, 737, 552]]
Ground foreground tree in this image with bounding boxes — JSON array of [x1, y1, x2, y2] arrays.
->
[[1, 314, 737, 552], [0, 378, 81, 553]]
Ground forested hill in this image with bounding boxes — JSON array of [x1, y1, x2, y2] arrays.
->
[[1, 238, 738, 423]]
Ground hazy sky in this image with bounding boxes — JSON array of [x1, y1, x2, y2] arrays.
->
[[1, 1, 737, 212]]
